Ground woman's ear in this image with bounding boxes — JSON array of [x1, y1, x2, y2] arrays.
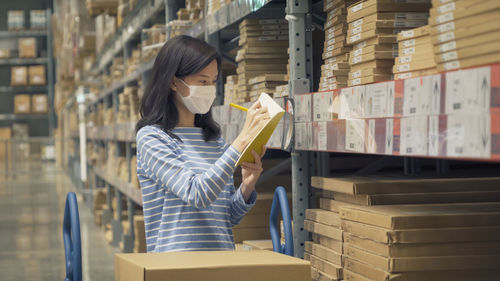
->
[[170, 77, 178, 92]]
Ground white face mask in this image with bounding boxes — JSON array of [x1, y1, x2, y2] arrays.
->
[[177, 79, 216, 114]]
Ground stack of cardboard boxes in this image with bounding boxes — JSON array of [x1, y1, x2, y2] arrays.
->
[[394, 25, 437, 79], [30, 10, 47, 30], [207, 0, 231, 16], [19, 38, 37, 58], [11, 67, 28, 86], [248, 74, 288, 102], [86, 0, 119, 17], [224, 75, 237, 105], [14, 95, 31, 114], [29, 65, 46, 85], [142, 24, 166, 62], [124, 86, 140, 122], [32, 94, 48, 114], [429, 0, 500, 72], [307, 176, 500, 281], [7, 10, 25, 30], [345, 0, 430, 86], [235, 19, 289, 103], [320, 0, 358, 92], [166, 20, 193, 38]]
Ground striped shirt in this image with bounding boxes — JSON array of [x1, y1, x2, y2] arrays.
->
[[136, 125, 257, 252]]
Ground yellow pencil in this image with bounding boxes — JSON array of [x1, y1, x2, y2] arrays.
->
[[229, 103, 248, 112]]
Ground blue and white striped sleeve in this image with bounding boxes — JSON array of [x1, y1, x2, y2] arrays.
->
[[137, 129, 241, 210], [221, 139, 257, 226]]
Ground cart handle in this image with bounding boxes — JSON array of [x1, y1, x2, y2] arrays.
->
[[63, 192, 82, 281], [269, 186, 294, 256]]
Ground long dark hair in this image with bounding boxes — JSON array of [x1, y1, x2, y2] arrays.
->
[[136, 35, 222, 141]]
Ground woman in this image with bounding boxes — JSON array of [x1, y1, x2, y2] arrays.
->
[[135, 35, 270, 252]]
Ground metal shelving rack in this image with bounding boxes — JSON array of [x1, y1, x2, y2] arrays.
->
[[64, 0, 500, 258], [0, 9, 55, 136]]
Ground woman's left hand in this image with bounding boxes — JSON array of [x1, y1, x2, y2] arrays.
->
[[240, 146, 267, 201]]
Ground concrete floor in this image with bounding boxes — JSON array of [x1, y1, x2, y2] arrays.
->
[[0, 162, 116, 281]]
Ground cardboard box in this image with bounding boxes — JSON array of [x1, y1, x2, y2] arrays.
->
[[115, 251, 311, 281], [306, 209, 341, 227], [431, 12, 500, 45], [438, 51, 500, 72], [0, 48, 11, 58], [14, 95, 31, 114], [344, 242, 500, 272], [8, 10, 24, 30], [242, 240, 273, 251], [350, 60, 394, 72], [347, 0, 431, 23], [429, 0, 499, 26], [32, 94, 48, 113], [397, 25, 430, 41], [434, 30, 500, 55], [350, 67, 392, 79], [393, 58, 437, 73], [341, 219, 500, 244], [19, 38, 37, 58], [350, 52, 397, 65], [309, 255, 342, 279], [304, 220, 343, 241], [435, 40, 500, 64], [312, 233, 343, 254], [394, 68, 437, 80], [349, 74, 392, 87], [311, 176, 500, 195], [344, 232, 500, 258], [309, 242, 343, 266], [343, 257, 500, 281], [350, 21, 425, 37], [29, 65, 46, 85], [11, 66, 27, 86], [350, 12, 428, 31], [353, 36, 398, 50], [348, 29, 400, 45]]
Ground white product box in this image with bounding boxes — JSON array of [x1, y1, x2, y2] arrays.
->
[[313, 122, 328, 151], [295, 122, 313, 150], [386, 81, 395, 117], [295, 94, 313, 123], [340, 86, 365, 119], [446, 114, 491, 158], [400, 116, 428, 156], [428, 115, 440, 156], [365, 82, 388, 118], [346, 119, 365, 153], [366, 119, 377, 153], [445, 67, 491, 114], [385, 118, 394, 155]]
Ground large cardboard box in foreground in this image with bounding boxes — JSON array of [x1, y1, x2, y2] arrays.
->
[[115, 250, 311, 281]]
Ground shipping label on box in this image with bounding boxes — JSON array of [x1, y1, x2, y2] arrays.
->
[[365, 82, 388, 118], [295, 94, 312, 123], [346, 119, 365, 153], [446, 114, 491, 158], [400, 116, 428, 156]]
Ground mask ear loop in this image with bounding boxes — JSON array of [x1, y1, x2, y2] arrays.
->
[[177, 78, 191, 89]]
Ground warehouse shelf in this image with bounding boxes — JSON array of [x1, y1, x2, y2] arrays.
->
[[0, 30, 47, 38], [0, 114, 49, 121], [86, 0, 165, 78], [0, 85, 48, 93], [0, 57, 49, 65], [93, 165, 143, 205], [294, 63, 500, 162]]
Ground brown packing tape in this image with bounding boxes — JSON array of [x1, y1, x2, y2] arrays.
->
[[347, 0, 431, 23]]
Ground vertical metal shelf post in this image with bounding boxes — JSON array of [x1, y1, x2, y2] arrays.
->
[[46, 8, 56, 135], [287, 0, 313, 258]]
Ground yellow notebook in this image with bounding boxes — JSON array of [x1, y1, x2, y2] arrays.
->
[[237, 93, 285, 165]]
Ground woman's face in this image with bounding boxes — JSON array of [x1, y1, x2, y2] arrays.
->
[[175, 59, 219, 97]]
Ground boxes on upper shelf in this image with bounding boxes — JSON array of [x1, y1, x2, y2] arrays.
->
[[8, 10, 25, 30], [32, 94, 48, 114], [29, 65, 46, 85], [14, 94, 31, 114], [19, 38, 37, 58], [429, 0, 500, 72], [11, 66, 28, 86], [236, 19, 289, 103], [345, 0, 431, 86], [30, 10, 47, 30], [86, 0, 119, 17], [394, 25, 437, 79]]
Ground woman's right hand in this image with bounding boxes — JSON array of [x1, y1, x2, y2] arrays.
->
[[232, 101, 270, 153]]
